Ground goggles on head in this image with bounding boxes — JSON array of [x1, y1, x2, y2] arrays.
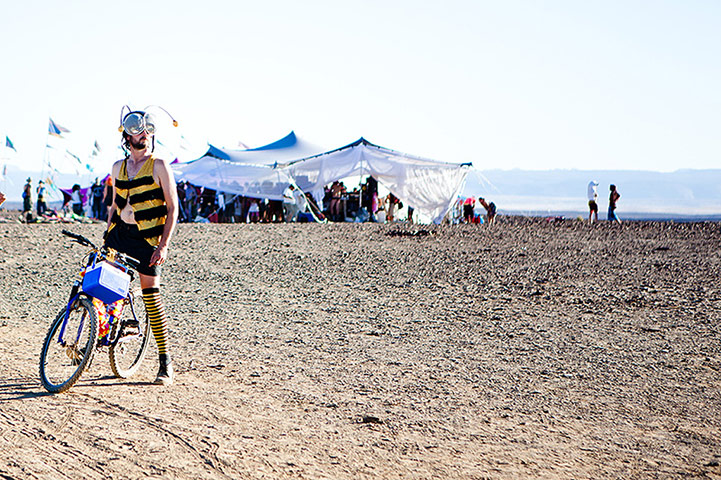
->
[[121, 111, 155, 136], [118, 105, 178, 136]]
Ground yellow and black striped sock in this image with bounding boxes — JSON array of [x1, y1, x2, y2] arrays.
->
[[142, 287, 169, 356]]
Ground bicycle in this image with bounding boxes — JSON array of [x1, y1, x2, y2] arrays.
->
[[39, 229, 151, 393]]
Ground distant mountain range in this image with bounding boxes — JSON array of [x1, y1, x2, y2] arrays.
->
[[463, 169, 721, 220]]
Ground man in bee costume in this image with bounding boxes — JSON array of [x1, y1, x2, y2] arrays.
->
[[105, 107, 179, 385]]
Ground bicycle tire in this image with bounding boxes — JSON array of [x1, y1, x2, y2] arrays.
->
[[109, 290, 150, 378], [39, 297, 98, 393]]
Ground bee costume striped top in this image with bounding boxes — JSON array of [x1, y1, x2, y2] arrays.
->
[[108, 156, 167, 247]]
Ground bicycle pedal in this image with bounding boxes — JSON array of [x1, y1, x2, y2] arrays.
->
[[120, 320, 140, 337]]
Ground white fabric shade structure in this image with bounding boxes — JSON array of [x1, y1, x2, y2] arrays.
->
[[285, 138, 470, 223], [173, 132, 470, 223], [202, 131, 327, 165]]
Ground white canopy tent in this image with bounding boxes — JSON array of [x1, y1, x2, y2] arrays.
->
[[284, 138, 470, 224], [173, 133, 470, 223], [202, 131, 327, 165]]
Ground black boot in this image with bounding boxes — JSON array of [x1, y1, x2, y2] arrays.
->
[[154, 353, 174, 385]]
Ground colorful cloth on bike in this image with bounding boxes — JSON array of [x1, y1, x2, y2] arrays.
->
[[109, 156, 167, 247]]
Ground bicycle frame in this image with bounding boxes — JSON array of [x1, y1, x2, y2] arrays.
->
[[56, 234, 138, 351]]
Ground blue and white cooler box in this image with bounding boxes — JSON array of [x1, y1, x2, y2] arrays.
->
[[82, 262, 130, 304]]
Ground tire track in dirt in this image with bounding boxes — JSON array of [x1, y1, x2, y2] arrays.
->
[[71, 391, 235, 480], [0, 380, 234, 479], [0, 402, 101, 479]]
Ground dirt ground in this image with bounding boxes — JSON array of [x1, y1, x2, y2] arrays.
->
[[0, 215, 719, 479]]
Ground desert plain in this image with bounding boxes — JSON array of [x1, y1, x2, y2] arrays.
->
[[0, 215, 719, 479]]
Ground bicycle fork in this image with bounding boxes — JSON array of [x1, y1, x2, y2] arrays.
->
[[57, 282, 82, 348]]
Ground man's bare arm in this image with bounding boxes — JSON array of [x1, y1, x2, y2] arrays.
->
[[149, 158, 179, 266]]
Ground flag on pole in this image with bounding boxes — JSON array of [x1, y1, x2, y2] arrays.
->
[[5, 136, 15, 151], [48, 118, 70, 137], [65, 149, 81, 164]]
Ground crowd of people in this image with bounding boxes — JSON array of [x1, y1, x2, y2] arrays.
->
[[12, 176, 416, 225], [7, 176, 623, 227], [173, 176, 415, 224], [17, 176, 114, 224]]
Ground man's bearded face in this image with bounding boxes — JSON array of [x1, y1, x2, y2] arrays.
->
[[129, 134, 149, 150]]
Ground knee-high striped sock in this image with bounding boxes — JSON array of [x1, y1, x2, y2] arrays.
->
[[142, 287, 169, 356]]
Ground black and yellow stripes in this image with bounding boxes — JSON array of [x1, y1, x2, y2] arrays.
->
[[142, 287, 169, 356], [115, 175, 155, 190], [109, 157, 167, 247]]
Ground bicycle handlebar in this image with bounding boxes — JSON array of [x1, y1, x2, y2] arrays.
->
[[62, 229, 141, 273], [62, 229, 96, 249], [117, 253, 141, 272]]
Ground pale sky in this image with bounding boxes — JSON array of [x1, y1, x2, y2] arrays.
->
[[0, 0, 719, 174]]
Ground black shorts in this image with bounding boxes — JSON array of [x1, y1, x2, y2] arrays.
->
[[588, 200, 598, 213], [105, 220, 160, 277]]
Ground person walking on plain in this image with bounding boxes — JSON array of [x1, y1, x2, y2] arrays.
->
[[608, 184, 621, 224], [36, 180, 48, 216], [22, 177, 33, 223], [282, 184, 299, 222], [587, 180, 599, 224]]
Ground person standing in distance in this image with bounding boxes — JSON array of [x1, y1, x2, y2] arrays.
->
[[91, 177, 105, 220], [587, 180, 599, 224], [105, 108, 179, 385], [103, 176, 114, 221], [37, 180, 48, 217], [478, 197, 497, 224], [22, 177, 33, 223], [608, 184, 621, 224]]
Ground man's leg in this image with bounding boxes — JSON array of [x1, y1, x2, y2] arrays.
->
[[140, 274, 173, 385]]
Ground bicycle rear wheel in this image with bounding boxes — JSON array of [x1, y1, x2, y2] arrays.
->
[[109, 290, 150, 378], [39, 297, 97, 393]]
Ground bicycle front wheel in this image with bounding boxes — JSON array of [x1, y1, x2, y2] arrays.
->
[[109, 290, 150, 378], [39, 297, 98, 393]]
